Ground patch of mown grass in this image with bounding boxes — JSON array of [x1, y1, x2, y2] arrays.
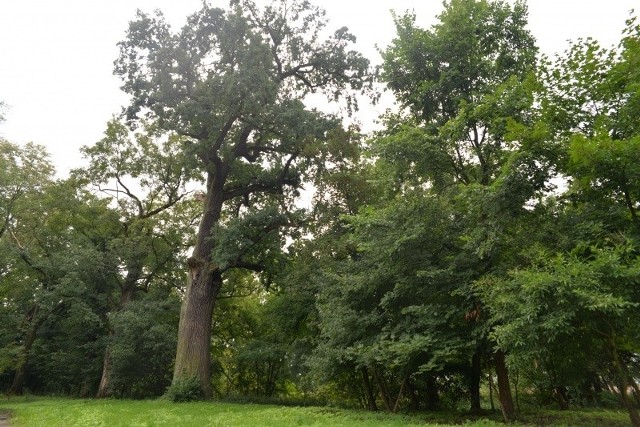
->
[[0, 397, 494, 427], [0, 397, 631, 426], [517, 407, 630, 427]]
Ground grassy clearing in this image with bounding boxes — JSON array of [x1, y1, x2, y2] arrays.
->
[[0, 397, 630, 426], [0, 398, 492, 427]]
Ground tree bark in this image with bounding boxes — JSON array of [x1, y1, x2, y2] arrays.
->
[[469, 350, 482, 414], [171, 169, 227, 398], [96, 348, 113, 398], [494, 350, 516, 423], [172, 265, 221, 398]]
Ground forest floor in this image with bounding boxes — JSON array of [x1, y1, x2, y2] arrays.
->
[[0, 397, 632, 426]]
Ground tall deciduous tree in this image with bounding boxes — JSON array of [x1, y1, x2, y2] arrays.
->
[[481, 15, 640, 425], [374, 0, 545, 420], [76, 119, 198, 398], [0, 140, 55, 394], [114, 0, 370, 396], [380, 0, 537, 188], [0, 175, 120, 395]]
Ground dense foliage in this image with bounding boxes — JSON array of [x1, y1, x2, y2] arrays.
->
[[1, 0, 639, 425]]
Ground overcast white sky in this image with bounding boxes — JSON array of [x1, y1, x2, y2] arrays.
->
[[0, 0, 637, 175]]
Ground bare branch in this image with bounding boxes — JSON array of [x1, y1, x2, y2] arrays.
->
[[115, 174, 144, 217], [141, 192, 187, 219]]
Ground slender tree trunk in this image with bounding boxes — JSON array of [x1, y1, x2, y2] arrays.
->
[[628, 375, 640, 407], [352, 371, 366, 409], [469, 350, 482, 414], [494, 350, 516, 423], [514, 370, 520, 412], [488, 371, 495, 412], [629, 376, 640, 407], [554, 386, 570, 410], [393, 377, 407, 413], [373, 368, 393, 411], [425, 375, 440, 410], [406, 378, 421, 410], [362, 367, 378, 411], [609, 337, 640, 427], [265, 360, 281, 397], [590, 374, 604, 406], [621, 179, 640, 230]]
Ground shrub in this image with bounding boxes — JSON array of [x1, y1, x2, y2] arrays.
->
[[164, 376, 204, 402]]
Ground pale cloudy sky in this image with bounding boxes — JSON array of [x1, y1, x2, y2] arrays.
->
[[0, 0, 636, 175]]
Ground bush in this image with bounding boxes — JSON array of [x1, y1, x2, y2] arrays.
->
[[164, 376, 204, 402]]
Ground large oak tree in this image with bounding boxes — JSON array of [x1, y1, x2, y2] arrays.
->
[[114, 0, 370, 396]]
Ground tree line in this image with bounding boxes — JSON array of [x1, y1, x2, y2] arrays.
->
[[1, 0, 639, 425]]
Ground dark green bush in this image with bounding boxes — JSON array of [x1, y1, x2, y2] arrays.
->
[[164, 376, 204, 402]]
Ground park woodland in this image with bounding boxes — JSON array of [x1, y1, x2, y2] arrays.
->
[[1, 0, 640, 425]]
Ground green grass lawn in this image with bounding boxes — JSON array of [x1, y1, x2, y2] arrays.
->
[[0, 397, 631, 426]]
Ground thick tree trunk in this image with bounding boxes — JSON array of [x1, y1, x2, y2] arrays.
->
[[172, 265, 221, 398], [171, 170, 227, 398], [469, 350, 482, 414], [8, 366, 26, 396], [615, 375, 640, 427], [494, 350, 516, 423]]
